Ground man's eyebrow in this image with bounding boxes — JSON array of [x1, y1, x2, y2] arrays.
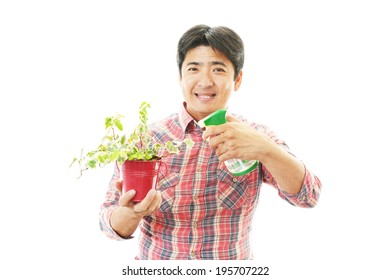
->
[[211, 61, 227, 67], [185, 61, 201, 67], [185, 61, 227, 67]]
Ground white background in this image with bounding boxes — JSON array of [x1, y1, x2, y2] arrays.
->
[[1, 1, 389, 279]]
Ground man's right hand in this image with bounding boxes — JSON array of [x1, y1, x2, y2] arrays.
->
[[115, 180, 162, 217], [110, 180, 162, 238]]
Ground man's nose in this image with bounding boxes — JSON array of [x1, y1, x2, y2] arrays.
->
[[197, 72, 213, 87]]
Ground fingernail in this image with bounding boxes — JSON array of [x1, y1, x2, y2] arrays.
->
[[127, 189, 136, 196]]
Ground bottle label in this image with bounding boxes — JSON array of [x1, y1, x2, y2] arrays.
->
[[224, 159, 258, 176]]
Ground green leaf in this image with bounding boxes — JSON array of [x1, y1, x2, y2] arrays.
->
[[109, 150, 120, 161], [184, 139, 194, 149], [105, 117, 112, 129], [165, 141, 180, 154], [87, 160, 97, 168], [114, 118, 123, 131]]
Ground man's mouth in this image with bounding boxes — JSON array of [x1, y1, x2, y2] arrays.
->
[[195, 93, 216, 101]]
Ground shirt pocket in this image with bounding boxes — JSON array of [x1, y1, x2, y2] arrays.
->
[[156, 172, 180, 212], [217, 168, 251, 210]]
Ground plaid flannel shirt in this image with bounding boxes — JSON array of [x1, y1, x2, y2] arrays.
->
[[99, 105, 322, 260]]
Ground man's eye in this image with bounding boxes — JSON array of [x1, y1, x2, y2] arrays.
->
[[214, 68, 226, 72], [188, 67, 198, 72]]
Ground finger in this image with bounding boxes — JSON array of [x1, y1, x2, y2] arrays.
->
[[115, 180, 123, 193], [216, 143, 228, 157], [133, 189, 157, 213], [147, 191, 162, 212], [208, 133, 226, 149], [118, 189, 136, 207], [202, 125, 225, 140]]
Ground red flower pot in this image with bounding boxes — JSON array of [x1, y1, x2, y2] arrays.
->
[[121, 159, 162, 202]]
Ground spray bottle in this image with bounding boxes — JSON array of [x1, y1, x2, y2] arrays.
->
[[198, 109, 259, 176]]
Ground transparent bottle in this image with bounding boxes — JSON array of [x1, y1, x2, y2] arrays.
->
[[198, 109, 258, 176]]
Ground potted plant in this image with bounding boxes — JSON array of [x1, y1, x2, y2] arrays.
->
[[70, 101, 193, 202]]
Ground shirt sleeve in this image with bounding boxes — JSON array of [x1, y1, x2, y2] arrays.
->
[[98, 165, 132, 240], [262, 163, 322, 208], [255, 123, 322, 208]]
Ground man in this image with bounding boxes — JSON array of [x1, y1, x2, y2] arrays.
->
[[99, 24, 322, 260]]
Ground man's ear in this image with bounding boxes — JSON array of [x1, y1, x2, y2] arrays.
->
[[234, 70, 243, 91]]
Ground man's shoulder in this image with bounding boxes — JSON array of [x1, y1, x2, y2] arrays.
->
[[149, 112, 184, 140], [150, 112, 180, 129]]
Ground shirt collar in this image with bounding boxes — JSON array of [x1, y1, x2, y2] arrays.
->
[[178, 102, 196, 133]]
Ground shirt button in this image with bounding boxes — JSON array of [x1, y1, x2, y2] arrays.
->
[[192, 221, 197, 227], [193, 194, 198, 200], [232, 178, 238, 183], [197, 167, 202, 172], [299, 195, 307, 201]]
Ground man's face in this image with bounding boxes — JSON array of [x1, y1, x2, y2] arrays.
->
[[180, 45, 242, 121]]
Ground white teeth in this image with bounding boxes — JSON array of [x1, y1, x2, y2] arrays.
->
[[198, 95, 213, 99]]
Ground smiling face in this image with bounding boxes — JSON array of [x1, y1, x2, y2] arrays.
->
[[180, 45, 242, 121]]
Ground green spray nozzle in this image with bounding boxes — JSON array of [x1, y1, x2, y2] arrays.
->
[[198, 109, 227, 127]]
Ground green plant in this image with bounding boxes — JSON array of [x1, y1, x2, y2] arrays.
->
[[70, 101, 193, 177]]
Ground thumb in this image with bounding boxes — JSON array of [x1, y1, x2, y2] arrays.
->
[[226, 114, 242, 123], [119, 189, 136, 207]]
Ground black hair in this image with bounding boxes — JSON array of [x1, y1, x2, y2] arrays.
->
[[177, 24, 244, 80]]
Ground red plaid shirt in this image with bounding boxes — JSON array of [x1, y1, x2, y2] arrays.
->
[[99, 105, 322, 260]]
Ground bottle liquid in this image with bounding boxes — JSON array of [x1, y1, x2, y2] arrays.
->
[[198, 109, 259, 176]]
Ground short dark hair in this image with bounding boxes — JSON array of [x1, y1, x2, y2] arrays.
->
[[177, 24, 244, 80]]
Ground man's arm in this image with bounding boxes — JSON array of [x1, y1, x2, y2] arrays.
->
[[202, 115, 321, 203], [256, 140, 305, 194]]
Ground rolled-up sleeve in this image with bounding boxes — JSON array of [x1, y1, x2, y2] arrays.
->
[[99, 166, 131, 240], [276, 165, 322, 208]]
